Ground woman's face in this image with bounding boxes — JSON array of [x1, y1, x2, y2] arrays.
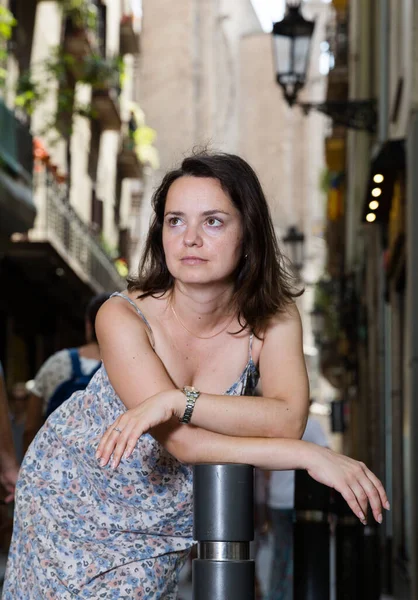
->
[[162, 176, 244, 286]]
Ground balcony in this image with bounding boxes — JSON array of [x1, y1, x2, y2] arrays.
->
[[86, 58, 122, 131], [0, 99, 36, 235], [92, 87, 122, 131], [10, 166, 125, 294], [117, 134, 143, 179]]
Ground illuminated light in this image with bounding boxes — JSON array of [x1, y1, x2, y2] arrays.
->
[[373, 174, 384, 183], [371, 187, 382, 197], [366, 213, 376, 222], [369, 200, 379, 210]]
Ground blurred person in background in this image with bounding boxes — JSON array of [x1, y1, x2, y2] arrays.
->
[[23, 292, 111, 453], [0, 362, 19, 504], [3, 153, 388, 599], [8, 382, 30, 464], [266, 411, 329, 600]]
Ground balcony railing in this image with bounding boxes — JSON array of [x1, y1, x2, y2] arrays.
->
[[29, 167, 125, 293]]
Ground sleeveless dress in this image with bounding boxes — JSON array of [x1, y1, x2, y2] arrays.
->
[[2, 293, 259, 599]]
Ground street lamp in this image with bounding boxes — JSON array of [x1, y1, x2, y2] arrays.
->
[[271, 1, 315, 107], [271, 2, 377, 131], [282, 225, 305, 272]]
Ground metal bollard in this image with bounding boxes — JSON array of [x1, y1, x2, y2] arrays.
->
[[293, 470, 331, 600], [192, 464, 255, 600]]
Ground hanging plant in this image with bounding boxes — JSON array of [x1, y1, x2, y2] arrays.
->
[[80, 53, 124, 91], [58, 0, 98, 33]]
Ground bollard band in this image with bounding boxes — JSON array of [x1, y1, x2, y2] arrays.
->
[[198, 541, 250, 561]]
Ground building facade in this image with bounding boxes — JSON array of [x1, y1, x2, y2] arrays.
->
[[318, 0, 418, 597], [0, 0, 154, 387]]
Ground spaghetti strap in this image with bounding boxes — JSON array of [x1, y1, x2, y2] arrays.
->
[[110, 292, 156, 349], [248, 333, 254, 362]]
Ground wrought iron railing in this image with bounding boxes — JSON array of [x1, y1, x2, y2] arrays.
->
[[30, 168, 125, 293]]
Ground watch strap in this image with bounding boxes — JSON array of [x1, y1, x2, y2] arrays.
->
[[179, 387, 200, 424]]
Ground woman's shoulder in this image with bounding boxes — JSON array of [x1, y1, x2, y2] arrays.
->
[[96, 290, 167, 349], [104, 290, 168, 316], [264, 301, 301, 330], [260, 302, 302, 345]]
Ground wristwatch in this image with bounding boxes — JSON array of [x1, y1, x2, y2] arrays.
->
[[179, 386, 201, 424]]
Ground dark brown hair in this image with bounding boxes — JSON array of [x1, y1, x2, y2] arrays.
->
[[127, 152, 302, 335]]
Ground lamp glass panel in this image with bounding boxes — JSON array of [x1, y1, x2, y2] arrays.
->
[[293, 35, 311, 77], [272, 35, 292, 79]]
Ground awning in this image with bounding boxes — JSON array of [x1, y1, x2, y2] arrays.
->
[[362, 139, 405, 224], [0, 169, 36, 235]]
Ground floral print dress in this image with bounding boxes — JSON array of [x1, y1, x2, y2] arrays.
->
[[2, 293, 259, 599]]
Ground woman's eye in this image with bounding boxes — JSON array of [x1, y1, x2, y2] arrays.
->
[[168, 217, 182, 226], [206, 217, 222, 227]]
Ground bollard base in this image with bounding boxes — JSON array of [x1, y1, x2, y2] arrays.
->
[[192, 559, 255, 600]]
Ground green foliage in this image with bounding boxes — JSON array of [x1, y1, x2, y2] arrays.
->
[[15, 71, 45, 115], [59, 0, 98, 32], [15, 48, 123, 138], [0, 6, 16, 87], [79, 54, 124, 90], [0, 6, 17, 41]]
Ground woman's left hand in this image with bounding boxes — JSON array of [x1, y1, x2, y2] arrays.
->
[[96, 391, 176, 469]]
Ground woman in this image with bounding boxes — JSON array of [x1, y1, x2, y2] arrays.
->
[[3, 153, 388, 599]]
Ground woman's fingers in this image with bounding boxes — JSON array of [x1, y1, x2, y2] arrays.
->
[[110, 424, 142, 468], [354, 474, 384, 523], [97, 426, 124, 466], [339, 484, 367, 524], [363, 465, 390, 510], [96, 422, 121, 459], [346, 463, 388, 524], [348, 481, 369, 522], [96, 416, 146, 469]]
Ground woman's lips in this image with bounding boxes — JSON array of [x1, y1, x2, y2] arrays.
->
[[181, 257, 207, 265]]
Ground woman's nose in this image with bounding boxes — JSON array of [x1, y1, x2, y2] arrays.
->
[[183, 224, 202, 247]]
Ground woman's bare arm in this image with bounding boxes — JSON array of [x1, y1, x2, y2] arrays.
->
[[96, 299, 389, 525], [96, 297, 308, 440]]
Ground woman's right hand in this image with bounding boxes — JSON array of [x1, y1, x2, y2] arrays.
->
[[305, 445, 390, 525]]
